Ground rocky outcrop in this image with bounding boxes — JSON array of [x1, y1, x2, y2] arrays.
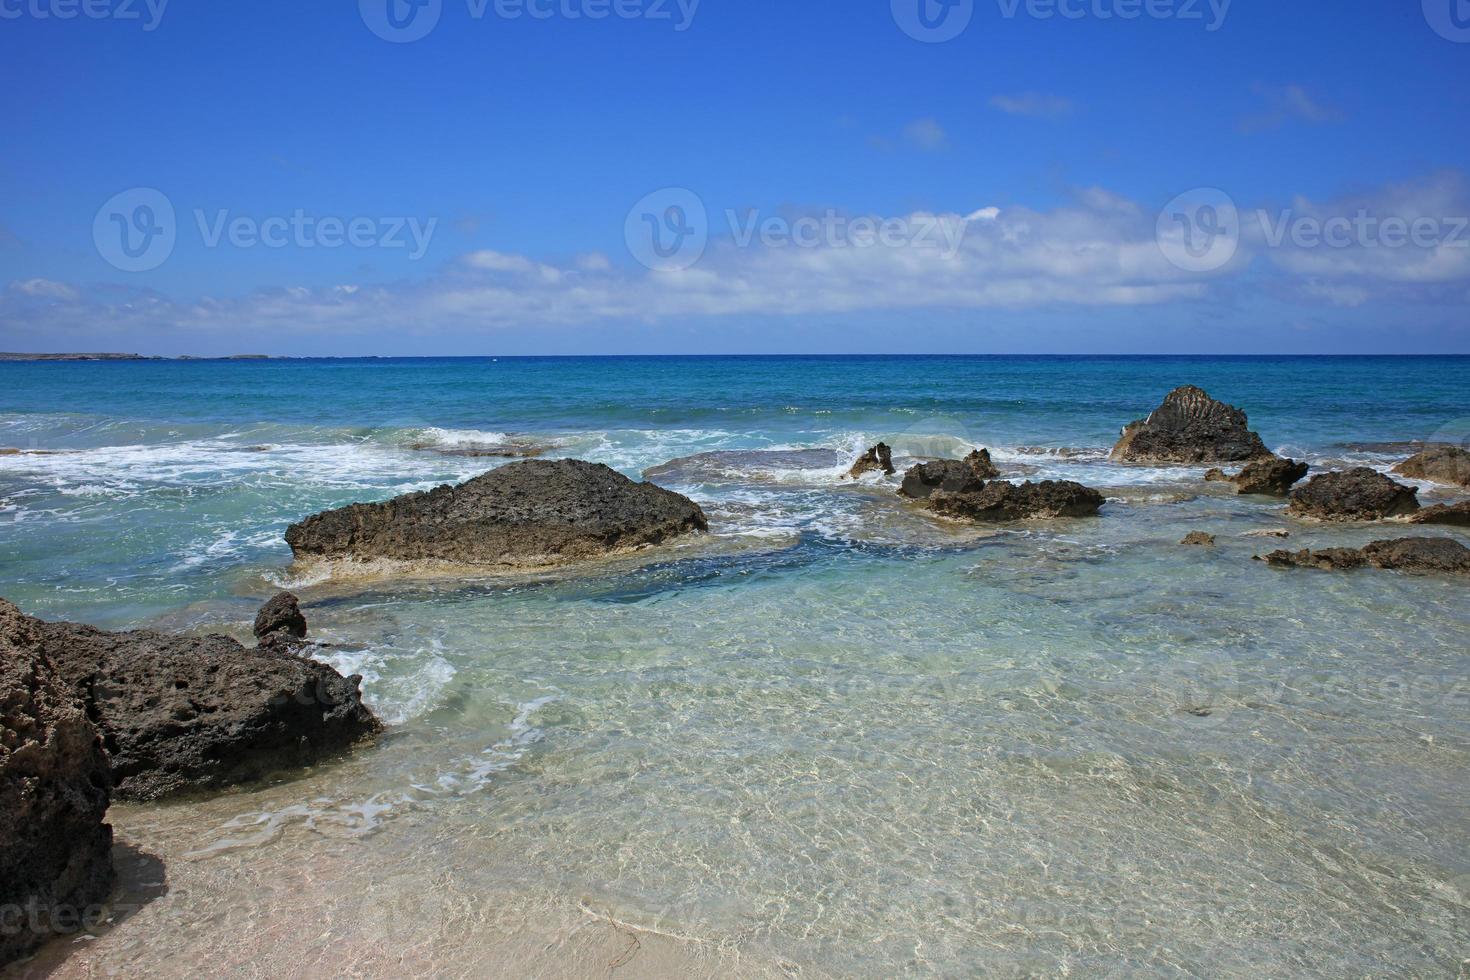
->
[[925, 480, 1105, 522], [1, 609, 114, 967], [1181, 532, 1216, 546], [898, 450, 1000, 499], [845, 443, 895, 480], [1111, 386, 1271, 464], [253, 591, 307, 640], [286, 459, 708, 569], [1230, 456, 1309, 496], [1393, 445, 1470, 488], [1287, 468, 1420, 522], [2, 598, 380, 803], [1258, 537, 1470, 575], [1410, 501, 1470, 527]]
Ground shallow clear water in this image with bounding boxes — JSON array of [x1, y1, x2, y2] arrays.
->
[[3, 356, 1468, 977]]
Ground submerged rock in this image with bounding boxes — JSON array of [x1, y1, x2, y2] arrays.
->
[[1229, 456, 1310, 496], [1181, 532, 1217, 546], [845, 443, 895, 480], [1258, 537, 1470, 575], [1410, 501, 1470, 527], [1204, 468, 1231, 483], [2, 597, 380, 802], [925, 480, 1105, 522], [1287, 468, 1420, 522], [644, 448, 847, 486], [286, 459, 708, 569], [1, 609, 114, 967], [253, 591, 307, 640], [407, 441, 549, 460], [1393, 445, 1470, 488], [1111, 386, 1271, 464], [898, 450, 1000, 499]]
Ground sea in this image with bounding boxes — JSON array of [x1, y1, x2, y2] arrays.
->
[[2, 355, 1467, 977]]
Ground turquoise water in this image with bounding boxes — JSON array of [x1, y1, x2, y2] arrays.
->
[[3, 356, 1469, 977]]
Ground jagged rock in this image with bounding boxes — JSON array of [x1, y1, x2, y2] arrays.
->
[[1204, 468, 1231, 483], [898, 450, 1000, 499], [286, 459, 708, 569], [1410, 501, 1470, 527], [253, 591, 307, 640], [1258, 537, 1470, 575], [1393, 445, 1470, 488], [2, 598, 380, 802], [1111, 386, 1271, 464], [1288, 468, 1420, 522], [925, 480, 1105, 522], [846, 443, 895, 480], [1181, 532, 1217, 546], [1, 608, 114, 967], [1230, 456, 1310, 496]]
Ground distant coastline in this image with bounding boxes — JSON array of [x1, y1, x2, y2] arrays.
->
[[0, 353, 275, 362]]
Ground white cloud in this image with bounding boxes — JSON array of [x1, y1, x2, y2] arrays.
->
[[988, 93, 1074, 119], [11, 278, 78, 300], [1239, 83, 1340, 133], [5, 173, 1466, 341], [902, 118, 948, 151]]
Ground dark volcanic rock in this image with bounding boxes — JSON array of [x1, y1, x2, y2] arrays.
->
[[1411, 501, 1470, 527], [286, 459, 708, 568], [1111, 386, 1271, 464], [1393, 445, 1470, 488], [1, 606, 114, 967], [898, 450, 1000, 499], [1259, 537, 1470, 575], [1288, 468, 1420, 522], [253, 591, 307, 641], [2, 598, 380, 802], [1231, 456, 1310, 496], [845, 443, 895, 480], [925, 480, 1105, 522]]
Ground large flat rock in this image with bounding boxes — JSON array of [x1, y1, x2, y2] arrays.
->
[[4, 598, 380, 803], [1, 607, 114, 966], [1112, 386, 1270, 464], [286, 459, 708, 568]]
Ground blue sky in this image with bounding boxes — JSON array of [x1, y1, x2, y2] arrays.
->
[[1, 0, 1468, 355]]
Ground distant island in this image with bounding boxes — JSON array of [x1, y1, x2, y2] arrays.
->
[[0, 353, 276, 362], [0, 352, 155, 361]]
